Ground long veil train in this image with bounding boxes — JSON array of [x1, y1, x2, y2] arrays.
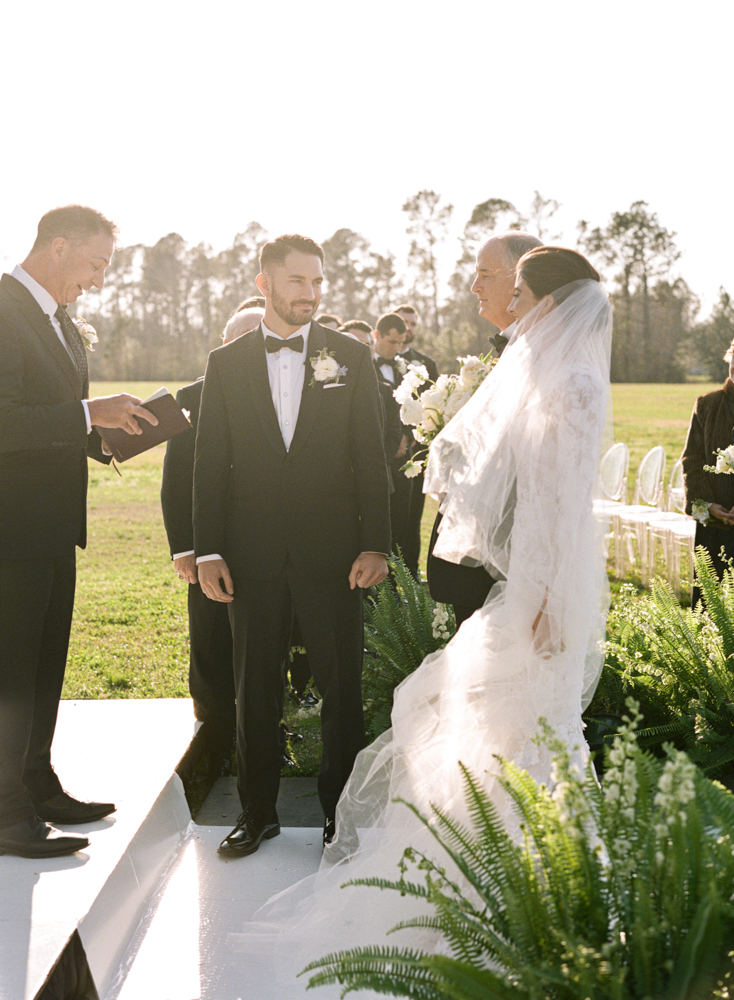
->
[[229, 279, 613, 995]]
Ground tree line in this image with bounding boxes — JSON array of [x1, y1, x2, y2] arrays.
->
[[79, 193, 733, 384]]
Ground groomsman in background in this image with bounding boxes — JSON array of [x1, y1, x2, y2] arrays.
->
[[373, 313, 412, 555], [0, 205, 157, 858], [427, 231, 542, 626], [394, 304, 438, 577], [161, 305, 264, 773]]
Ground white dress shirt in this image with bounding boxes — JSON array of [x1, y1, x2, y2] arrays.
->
[[375, 354, 396, 385], [262, 320, 310, 452], [11, 264, 92, 433]]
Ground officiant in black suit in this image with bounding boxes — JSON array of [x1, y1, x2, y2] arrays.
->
[[427, 231, 542, 626], [194, 234, 391, 858], [0, 205, 158, 859]]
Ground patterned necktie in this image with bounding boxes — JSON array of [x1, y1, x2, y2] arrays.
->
[[54, 305, 89, 392], [265, 334, 304, 353]]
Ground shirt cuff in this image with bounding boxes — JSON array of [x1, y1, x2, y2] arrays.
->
[[173, 550, 195, 560], [196, 553, 224, 563], [81, 399, 92, 434]]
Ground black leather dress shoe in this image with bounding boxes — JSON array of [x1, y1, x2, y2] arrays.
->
[[323, 816, 336, 847], [218, 809, 280, 858], [34, 791, 116, 825], [0, 818, 89, 858]]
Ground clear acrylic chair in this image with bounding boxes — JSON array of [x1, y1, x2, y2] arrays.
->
[[612, 446, 666, 580], [647, 458, 696, 596], [594, 442, 629, 559]]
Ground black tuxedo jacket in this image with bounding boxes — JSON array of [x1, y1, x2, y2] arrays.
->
[[0, 273, 109, 558], [193, 323, 391, 581], [160, 377, 202, 556]]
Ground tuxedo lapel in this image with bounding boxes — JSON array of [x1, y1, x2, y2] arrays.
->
[[243, 326, 287, 458], [288, 322, 325, 459], [2, 275, 81, 395]]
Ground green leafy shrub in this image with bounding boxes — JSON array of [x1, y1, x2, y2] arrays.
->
[[362, 554, 455, 739], [602, 550, 734, 774], [303, 704, 734, 998]]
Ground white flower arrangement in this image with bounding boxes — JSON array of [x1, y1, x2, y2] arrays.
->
[[73, 316, 98, 351], [393, 353, 497, 475], [309, 347, 348, 388], [691, 499, 711, 525], [704, 444, 734, 474], [431, 603, 451, 641]]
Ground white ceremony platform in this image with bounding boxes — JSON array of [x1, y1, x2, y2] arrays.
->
[[0, 700, 324, 1000]]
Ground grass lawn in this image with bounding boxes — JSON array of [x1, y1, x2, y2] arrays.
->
[[63, 380, 712, 705]]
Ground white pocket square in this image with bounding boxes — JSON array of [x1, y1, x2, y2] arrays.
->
[[323, 383, 346, 388]]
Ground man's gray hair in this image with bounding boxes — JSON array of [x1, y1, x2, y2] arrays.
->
[[495, 231, 543, 267], [222, 308, 264, 344]]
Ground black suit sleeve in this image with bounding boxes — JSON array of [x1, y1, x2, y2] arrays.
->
[[347, 346, 392, 555], [0, 321, 88, 454], [193, 358, 233, 560], [161, 383, 200, 556]]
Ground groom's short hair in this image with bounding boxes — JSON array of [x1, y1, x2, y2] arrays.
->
[[495, 231, 543, 268], [260, 234, 324, 271]]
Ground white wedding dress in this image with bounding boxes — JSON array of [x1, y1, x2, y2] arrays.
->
[[230, 279, 613, 996]]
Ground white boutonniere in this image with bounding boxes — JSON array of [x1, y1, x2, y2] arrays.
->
[[309, 346, 348, 388], [704, 445, 734, 475], [691, 499, 711, 525], [395, 356, 408, 376], [73, 316, 98, 351]]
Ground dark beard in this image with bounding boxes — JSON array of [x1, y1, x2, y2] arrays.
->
[[271, 288, 317, 328]]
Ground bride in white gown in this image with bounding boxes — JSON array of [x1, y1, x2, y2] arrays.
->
[[231, 247, 613, 995]]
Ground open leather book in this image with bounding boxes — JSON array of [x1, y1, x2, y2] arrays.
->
[[98, 387, 192, 462]]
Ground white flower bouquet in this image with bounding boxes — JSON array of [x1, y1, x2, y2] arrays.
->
[[704, 444, 734, 474], [394, 353, 496, 477]]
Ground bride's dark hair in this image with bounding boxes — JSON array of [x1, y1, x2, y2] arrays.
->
[[517, 247, 600, 300]]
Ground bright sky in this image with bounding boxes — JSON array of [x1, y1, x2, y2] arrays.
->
[[1, 0, 731, 315]]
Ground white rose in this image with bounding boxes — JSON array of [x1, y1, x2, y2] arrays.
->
[[443, 389, 471, 421], [435, 373, 451, 392], [458, 356, 488, 389], [312, 356, 340, 381], [407, 363, 429, 382], [393, 380, 415, 405], [400, 397, 426, 425]]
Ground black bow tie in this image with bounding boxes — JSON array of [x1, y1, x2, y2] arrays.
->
[[265, 335, 304, 354]]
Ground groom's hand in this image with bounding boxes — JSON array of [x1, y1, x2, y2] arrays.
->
[[349, 552, 388, 589], [198, 559, 235, 602]]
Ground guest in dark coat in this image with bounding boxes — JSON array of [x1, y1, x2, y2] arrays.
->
[[682, 340, 734, 603]]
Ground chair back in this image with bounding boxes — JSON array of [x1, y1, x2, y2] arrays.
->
[[667, 458, 685, 512], [632, 446, 666, 507], [599, 442, 629, 502]]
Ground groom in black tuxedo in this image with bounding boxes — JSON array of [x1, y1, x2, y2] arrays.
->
[[194, 234, 391, 857], [0, 205, 157, 858]]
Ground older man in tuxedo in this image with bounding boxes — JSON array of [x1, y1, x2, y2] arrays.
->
[[0, 205, 157, 858], [194, 234, 391, 857], [427, 231, 542, 626]]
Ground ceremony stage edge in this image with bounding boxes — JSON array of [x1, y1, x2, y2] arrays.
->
[[0, 699, 323, 1000]]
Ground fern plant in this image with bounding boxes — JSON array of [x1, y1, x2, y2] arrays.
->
[[302, 704, 734, 998], [362, 553, 455, 738], [604, 549, 734, 774]]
